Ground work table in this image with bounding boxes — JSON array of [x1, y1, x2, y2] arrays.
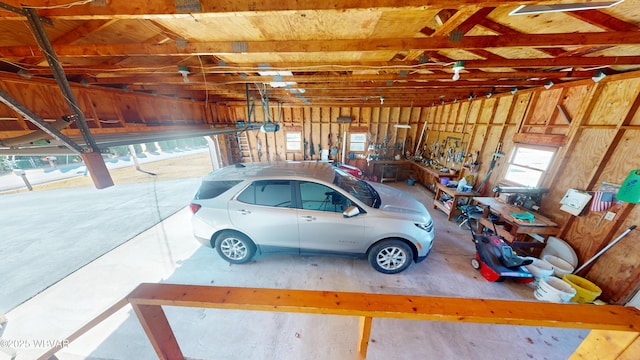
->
[[473, 196, 559, 256]]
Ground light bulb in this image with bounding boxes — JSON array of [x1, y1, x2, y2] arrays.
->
[[451, 61, 464, 81], [592, 71, 606, 82]]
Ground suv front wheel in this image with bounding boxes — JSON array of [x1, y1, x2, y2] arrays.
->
[[215, 231, 256, 264], [368, 240, 413, 274]]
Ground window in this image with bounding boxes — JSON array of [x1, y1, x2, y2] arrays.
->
[[503, 144, 556, 187], [349, 133, 367, 152], [236, 180, 293, 208], [286, 132, 302, 151], [195, 180, 242, 200], [300, 181, 351, 213]]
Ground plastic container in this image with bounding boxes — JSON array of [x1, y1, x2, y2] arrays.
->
[[525, 257, 554, 280], [540, 236, 578, 268], [407, 178, 415, 186], [534, 276, 577, 303], [440, 177, 450, 185], [562, 274, 602, 303], [543, 254, 574, 278], [616, 169, 640, 204]]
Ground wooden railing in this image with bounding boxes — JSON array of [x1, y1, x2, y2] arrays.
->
[[39, 283, 640, 359]]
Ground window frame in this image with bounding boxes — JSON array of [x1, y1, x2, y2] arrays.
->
[[502, 143, 557, 187]]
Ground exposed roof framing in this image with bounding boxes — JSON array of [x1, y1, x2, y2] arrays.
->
[[0, 0, 638, 124]]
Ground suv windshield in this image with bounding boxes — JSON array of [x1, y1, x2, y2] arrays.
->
[[333, 169, 380, 208]]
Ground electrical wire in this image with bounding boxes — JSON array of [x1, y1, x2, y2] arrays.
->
[[23, 0, 94, 9]]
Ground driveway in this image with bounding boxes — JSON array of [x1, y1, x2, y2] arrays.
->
[[0, 177, 201, 312]]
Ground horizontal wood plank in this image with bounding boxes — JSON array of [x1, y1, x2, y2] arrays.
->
[[127, 283, 640, 332]]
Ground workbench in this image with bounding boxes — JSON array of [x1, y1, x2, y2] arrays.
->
[[413, 164, 456, 193], [433, 182, 475, 221], [366, 160, 414, 183], [473, 197, 559, 256]]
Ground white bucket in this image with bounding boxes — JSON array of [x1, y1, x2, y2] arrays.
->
[[525, 257, 554, 280], [543, 254, 574, 278], [534, 276, 577, 303]]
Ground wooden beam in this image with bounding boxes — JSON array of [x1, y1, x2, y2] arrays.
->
[[128, 284, 640, 331], [570, 330, 640, 359], [513, 133, 567, 147], [85, 70, 589, 85], [0, 1, 602, 19], [1, 32, 639, 57], [130, 303, 184, 360], [567, 10, 640, 32], [431, 6, 481, 36], [18, 56, 640, 75]]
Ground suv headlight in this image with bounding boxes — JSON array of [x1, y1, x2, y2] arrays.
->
[[415, 220, 433, 232]]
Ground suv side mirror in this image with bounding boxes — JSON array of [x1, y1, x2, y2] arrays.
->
[[343, 206, 360, 218]]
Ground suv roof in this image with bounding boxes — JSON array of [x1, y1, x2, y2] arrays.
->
[[203, 161, 337, 182]]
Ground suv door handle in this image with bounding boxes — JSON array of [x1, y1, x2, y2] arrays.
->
[[237, 209, 251, 215], [301, 215, 316, 221]]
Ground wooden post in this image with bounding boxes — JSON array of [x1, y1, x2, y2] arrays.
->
[[81, 152, 114, 189], [358, 316, 372, 358], [130, 304, 184, 360]]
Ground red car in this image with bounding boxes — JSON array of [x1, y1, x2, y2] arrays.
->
[[336, 163, 363, 178]]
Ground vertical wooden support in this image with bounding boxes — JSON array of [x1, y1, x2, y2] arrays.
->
[[131, 304, 184, 360], [80, 152, 114, 189], [358, 316, 372, 358], [569, 330, 639, 360]]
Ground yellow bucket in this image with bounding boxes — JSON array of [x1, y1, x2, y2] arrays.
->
[[562, 274, 602, 303]]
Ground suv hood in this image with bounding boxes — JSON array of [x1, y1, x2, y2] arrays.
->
[[367, 182, 429, 216]]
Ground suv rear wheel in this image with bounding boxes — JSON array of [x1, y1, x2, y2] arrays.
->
[[215, 231, 256, 264], [368, 240, 413, 274]]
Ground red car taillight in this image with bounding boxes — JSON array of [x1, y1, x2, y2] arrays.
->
[[189, 203, 201, 213]]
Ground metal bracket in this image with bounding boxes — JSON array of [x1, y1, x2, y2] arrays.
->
[[0, 2, 52, 25], [24, 7, 101, 153], [0, 89, 84, 153]]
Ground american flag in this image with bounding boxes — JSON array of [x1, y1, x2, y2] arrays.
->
[[590, 191, 613, 212]]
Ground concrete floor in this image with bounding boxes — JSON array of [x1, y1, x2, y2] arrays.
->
[[2, 182, 588, 360]]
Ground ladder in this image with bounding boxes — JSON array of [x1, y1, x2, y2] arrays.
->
[[238, 132, 253, 162]]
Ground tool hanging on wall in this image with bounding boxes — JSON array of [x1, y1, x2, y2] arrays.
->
[[473, 142, 503, 196], [303, 139, 308, 160], [574, 225, 637, 274]]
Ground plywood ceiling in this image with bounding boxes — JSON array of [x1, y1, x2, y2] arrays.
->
[[0, 0, 639, 108]]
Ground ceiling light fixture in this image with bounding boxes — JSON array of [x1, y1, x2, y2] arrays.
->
[[380, 96, 384, 105], [509, 0, 624, 15], [544, 81, 555, 89], [452, 61, 465, 81], [17, 69, 32, 79], [592, 70, 606, 83], [178, 65, 190, 83]]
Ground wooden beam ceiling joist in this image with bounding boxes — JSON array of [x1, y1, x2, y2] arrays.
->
[[1, 32, 639, 58], [0, 1, 598, 19]]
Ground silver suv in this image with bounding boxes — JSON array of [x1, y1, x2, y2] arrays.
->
[[189, 162, 435, 274]]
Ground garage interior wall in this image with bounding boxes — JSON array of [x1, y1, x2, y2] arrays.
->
[[1, 70, 638, 304], [217, 70, 640, 305]]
